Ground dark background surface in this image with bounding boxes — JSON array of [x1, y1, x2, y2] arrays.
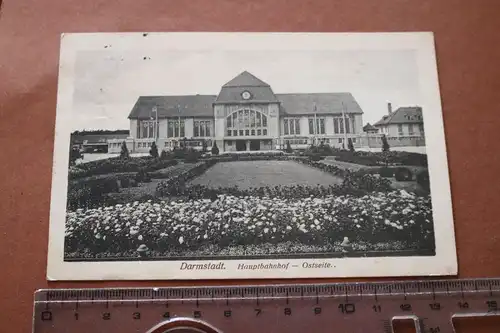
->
[[1, 0, 500, 332]]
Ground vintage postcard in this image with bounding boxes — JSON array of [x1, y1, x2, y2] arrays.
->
[[47, 32, 457, 280]]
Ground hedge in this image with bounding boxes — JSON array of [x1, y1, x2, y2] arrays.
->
[[69, 157, 178, 179]]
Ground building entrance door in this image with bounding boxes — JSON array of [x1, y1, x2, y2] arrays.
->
[[250, 140, 260, 151], [235, 140, 247, 151]]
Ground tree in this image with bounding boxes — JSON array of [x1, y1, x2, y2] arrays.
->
[[285, 141, 293, 153], [69, 147, 83, 166], [211, 141, 219, 155], [149, 141, 159, 158], [120, 141, 129, 159], [381, 134, 390, 152], [348, 138, 355, 152], [202, 139, 208, 153]]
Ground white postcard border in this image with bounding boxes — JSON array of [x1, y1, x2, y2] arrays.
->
[[47, 32, 457, 280]]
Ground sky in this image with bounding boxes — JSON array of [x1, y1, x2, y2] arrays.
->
[[71, 48, 421, 131]]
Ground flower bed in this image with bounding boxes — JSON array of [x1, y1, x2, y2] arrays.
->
[[336, 151, 428, 167], [155, 160, 218, 196], [69, 157, 179, 179], [67, 173, 139, 210], [294, 158, 393, 193], [64, 191, 434, 259], [206, 152, 290, 163]]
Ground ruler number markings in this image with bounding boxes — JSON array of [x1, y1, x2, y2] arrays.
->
[[35, 278, 500, 332]]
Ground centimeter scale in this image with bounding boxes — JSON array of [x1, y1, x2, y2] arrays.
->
[[33, 278, 500, 333]]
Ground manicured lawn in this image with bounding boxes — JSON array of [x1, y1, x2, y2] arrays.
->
[[188, 160, 343, 189]]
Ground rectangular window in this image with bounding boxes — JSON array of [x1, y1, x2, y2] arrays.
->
[[205, 122, 211, 137], [200, 122, 205, 137], [319, 118, 325, 134], [194, 121, 200, 137], [251, 129, 255, 136], [338, 138, 343, 143], [227, 130, 232, 136], [352, 138, 356, 143], [284, 119, 289, 135], [408, 124, 414, 136], [245, 129, 250, 136], [149, 122, 155, 138], [334, 118, 339, 134], [168, 121, 174, 138], [257, 129, 261, 136], [308, 119, 314, 134], [398, 124, 403, 135], [180, 120, 185, 137], [262, 115, 267, 127], [339, 118, 344, 134], [352, 117, 356, 134], [419, 123, 424, 134], [138, 121, 159, 139], [239, 130, 244, 136], [295, 119, 300, 135], [263, 129, 267, 136], [256, 113, 261, 127], [345, 118, 350, 134], [233, 130, 238, 136], [227, 116, 232, 128]]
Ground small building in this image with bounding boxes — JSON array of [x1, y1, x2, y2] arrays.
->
[[373, 103, 425, 137], [119, 71, 366, 154], [363, 123, 379, 134], [71, 132, 129, 153]]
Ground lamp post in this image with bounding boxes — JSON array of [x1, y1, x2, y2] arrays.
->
[[152, 105, 158, 143], [341, 102, 348, 149]]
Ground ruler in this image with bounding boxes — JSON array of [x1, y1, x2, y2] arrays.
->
[[33, 278, 500, 333]]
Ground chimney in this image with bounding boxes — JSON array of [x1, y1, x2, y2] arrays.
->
[[387, 102, 392, 115]]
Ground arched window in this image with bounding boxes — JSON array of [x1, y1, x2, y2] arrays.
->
[[226, 109, 268, 137]]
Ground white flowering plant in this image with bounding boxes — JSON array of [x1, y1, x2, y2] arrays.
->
[[64, 190, 434, 259]]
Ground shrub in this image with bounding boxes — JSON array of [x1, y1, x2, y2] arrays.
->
[[68, 157, 178, 179], [149, 142, 159, 158], [348, 138, 355, 152], [416, 170, 430, 191], [211, 142, 220, 155], [66, 174, 134, 210], [379, 167, 394, 178], [172, 147, 187, 159], [135, 169, 151, 183], [184, 149, 200, 163], [120, 141, 129, 159], [335, 154, 379, 166], [381, 135, 390, 152], [69, 147, 83, 166], [308, 154, 324, 161], [398, 153, 427, 167], [394, 167, 413, 181]]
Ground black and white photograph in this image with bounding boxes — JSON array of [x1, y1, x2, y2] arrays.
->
[[47, 32, 457, 280]]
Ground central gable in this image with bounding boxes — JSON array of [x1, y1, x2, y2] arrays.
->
[[215, 71, 278, 104]]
